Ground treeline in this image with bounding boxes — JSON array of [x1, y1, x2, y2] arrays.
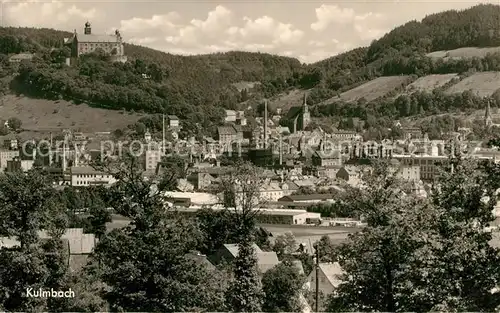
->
[[0, 27, 71, 54], [312, 89, 500, 120]]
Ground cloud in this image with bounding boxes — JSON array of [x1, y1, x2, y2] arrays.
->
[[231, 15, 304, 45], [117, 12, 181, 34], [310, 4, 388, 44], [113, 5, 304, 56], [4, 0, 97, 28], [353, 12, 387, 41], [190, 5, 232, 33], [311, 5, 355, 31]]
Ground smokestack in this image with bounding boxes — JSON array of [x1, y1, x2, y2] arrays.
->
[[279, 134, 283, 165], [62, 134, 66, 172], [49, 133, 53, 166], [264, 100, 268, 149], [162, 114, 166, 154]]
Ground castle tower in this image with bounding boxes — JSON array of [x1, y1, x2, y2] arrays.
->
[[302, 92, 310, 130], [485, 98, 493, 128], [84, 21, 91, 35]]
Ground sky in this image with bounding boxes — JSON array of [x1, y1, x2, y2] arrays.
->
[[1, 0, 498, 63]]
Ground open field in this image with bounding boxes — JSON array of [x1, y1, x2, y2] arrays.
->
[[320, 76, 413, 105], [444, 71, 500, 97], [231, 81, 260, 92], [270, 89, 308, 111], [405, 74, 459, 92], [426, 46, 500, 59], [0, 95, 143, 134]]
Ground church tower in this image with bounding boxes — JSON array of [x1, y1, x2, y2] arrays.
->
[[302, 92, 310, 130], [485, 98, 493, 128], [84, 21, 91, 35]]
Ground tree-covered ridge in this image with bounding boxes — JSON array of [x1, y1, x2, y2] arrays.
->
[[0, 26, 308, 137], [367, 4, 500, 61], [302, 4, 500, 100]]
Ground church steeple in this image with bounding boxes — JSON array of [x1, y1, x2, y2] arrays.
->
[[302, 92, 310, 130], [485, 97, 492, 128]]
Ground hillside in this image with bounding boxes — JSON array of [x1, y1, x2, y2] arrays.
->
[[0, 95, 141, 133], [0, 3, 499, 138], [427, 46, 500, 59], [0, 27, 304, 137], [444, 71, 500, 97], [405, 74, 459, 92]]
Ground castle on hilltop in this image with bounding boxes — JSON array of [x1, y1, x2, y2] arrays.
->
[[63, 21, 127, 63]]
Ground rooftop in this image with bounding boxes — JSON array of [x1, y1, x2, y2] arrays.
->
[[69, 166, 107, 175], [75, 33, 120, 43], [279, 194, 335, 201], [319, 262, 344, 287], [223, 243, 263, 257]]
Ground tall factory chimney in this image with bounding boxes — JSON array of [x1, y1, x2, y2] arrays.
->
[[62, 134, 67, 173], [279, 133, 283, 165], [162, 114, 166, 154], [49, 132, 53, 166], [264, 100, 268, 149]]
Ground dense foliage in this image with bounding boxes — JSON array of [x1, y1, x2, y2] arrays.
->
[[326, 159, 500, 312]]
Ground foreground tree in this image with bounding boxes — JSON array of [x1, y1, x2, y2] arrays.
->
[[326, 159, 500, 312], [421, 158, 500, 311], [219, 162, 266, 311], [272, 231, 298, 260], [87, 201, 111, 240], [262, 261, 305, 312], [225, 241, 264, 312], [0, 170, 68, 311], [315, 235, 338, 263], [93, 154, 226, 311]]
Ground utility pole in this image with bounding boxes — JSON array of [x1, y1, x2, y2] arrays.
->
[[315, 246, 320, 312]]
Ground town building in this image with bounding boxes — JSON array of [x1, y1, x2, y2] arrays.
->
[[167, 115, 180, 128], [217, 125, 243, 149], [0, 228, 96, 272], [6, 157, 34, 172], [145, 148, 163, 172], [401, 127, 423, 140], [69, 166, 116, 186], [278, 194, 335, 204], [0, 149, 19, 170], [209, 243, 280, 275], [306, 262, 343, 310], [3, 134, 18, 150], [392, 154, 447, 181], [255, 210, 322, 225], [394, 164, 421, 182], [225, 110, 246, 125], [64, 21, 127, 62], [312, 150, 342, 167], [330, 130, 361, 141]]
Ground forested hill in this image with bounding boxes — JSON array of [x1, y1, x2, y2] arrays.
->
[[295, 4, 500, 99], [0, 3, 499, 138], [0, 27, 304, 137]]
